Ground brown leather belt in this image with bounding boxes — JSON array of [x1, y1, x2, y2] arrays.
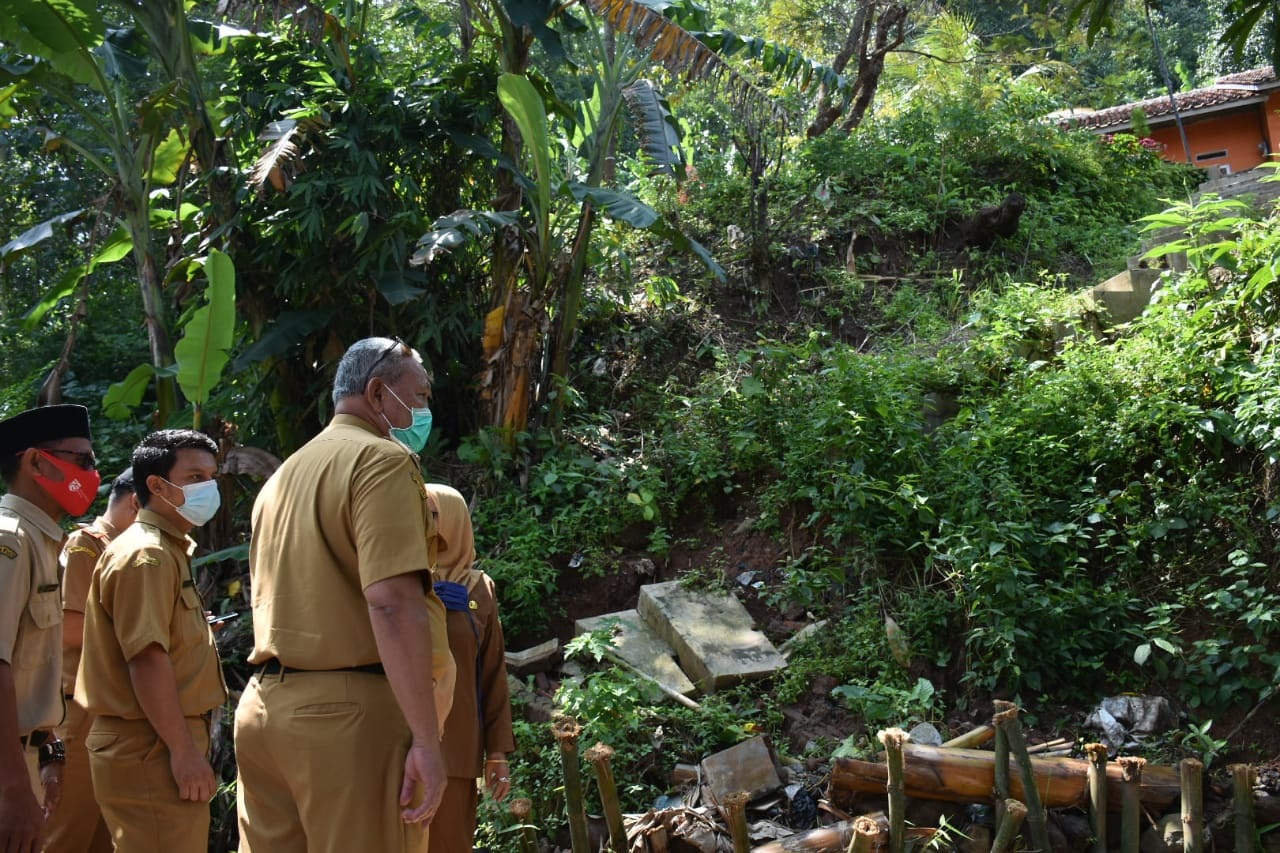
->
[[18, 730, 51, 749]]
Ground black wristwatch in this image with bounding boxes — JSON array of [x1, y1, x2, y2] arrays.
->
[[38, 739, 65, 768]]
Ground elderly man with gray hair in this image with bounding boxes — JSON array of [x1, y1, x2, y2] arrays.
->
[[234, 337, 456, 853]]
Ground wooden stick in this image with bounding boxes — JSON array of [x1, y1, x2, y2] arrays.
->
[[585, 742, 626, 853], [846, 815, 880, 853], [1085, 743, 1108, 853], [510, 797, 538, 853], [942, 725, 995, 749], [1026, 737, 1071, 754], [991, 799, 1028, 853], [723, 791, 751, 853], [879, 728, 908, 853], [1230, 764, 1256, 853], [993, 708, 1011, 828], [603, 649, 701, 709], [994, 705, 1051, 853], [1118, 756, 1147, 853], [552, 713, 590, 853], [1180, 757, 1203, 853]]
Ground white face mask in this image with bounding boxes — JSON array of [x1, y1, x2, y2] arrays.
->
[[160, 478, 222, 526]]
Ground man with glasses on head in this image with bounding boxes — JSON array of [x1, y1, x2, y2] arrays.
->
[[0, 404, 97, 853], [236, 336, 455, 853]]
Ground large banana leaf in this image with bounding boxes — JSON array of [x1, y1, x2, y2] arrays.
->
[[102, 364, 154, 420], [0, 209, 85, 261], [621, 79, 683, 177], [174, 249, 235, 415], [231, 309, 334, 372], [498, 74, 552, 244], [22, 225, 133, 329], [0, 0, 103, 85]]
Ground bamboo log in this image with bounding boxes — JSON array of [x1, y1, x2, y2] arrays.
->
[[991, 799, 1028, 853], [1230, 764, 1256, 853], [1118, 756, 1146, 853], [879, 729, 908, 853], [1180, 758, 1203, 853], [753, 813, 937, 853], [723, 791, 751, 853], [828, 744, 1181, 812], [510, 798, 538, 853], [846, 815, 880, 853], [942, 725, 995, 749], [552, 713, 590, 853], [993, 716, 1010, 827], [995, 707, 1050, 853], [1085, 743, 1108, 853], [585, 743, 626, 853]]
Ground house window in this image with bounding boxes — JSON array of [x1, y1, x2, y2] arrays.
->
[[1194, 149, 1228, 162]]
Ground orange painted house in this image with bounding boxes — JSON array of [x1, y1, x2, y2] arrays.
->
[[1066, 66, 1280, 175]]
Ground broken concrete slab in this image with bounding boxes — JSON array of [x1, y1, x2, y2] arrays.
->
[[575, 610, 697, 698], [699, 735, 782, 804], [637, 581, 786, 691]]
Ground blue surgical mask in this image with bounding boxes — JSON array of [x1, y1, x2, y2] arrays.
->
[[382, 386, 433, 453], [160, 478, 222, 527]]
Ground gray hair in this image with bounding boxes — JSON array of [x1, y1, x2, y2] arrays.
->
[[331, 337, 425, 405]]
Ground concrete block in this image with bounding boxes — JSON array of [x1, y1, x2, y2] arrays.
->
[[699, 735, 782, 804], [574, 610, 696, 698], [637, 581, 786, 691]]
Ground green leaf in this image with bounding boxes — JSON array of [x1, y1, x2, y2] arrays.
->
[[174, 249, 236, 408], [0, 208, 85, 262], [0, 0, 104, 85], [103, 363, 154, 419], [1154, 637, 1179, 655], [148, 127, 190, 186], [1134, 643, 1152, 665], [498, 73, 552, 236], [232, 309, 333, 371], [569, 183, 659, 228]]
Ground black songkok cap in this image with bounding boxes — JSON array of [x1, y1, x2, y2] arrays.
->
[[0, 405, 93, 458]]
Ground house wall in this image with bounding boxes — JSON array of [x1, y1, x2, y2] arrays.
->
[[1148, 105, 1274, 175]]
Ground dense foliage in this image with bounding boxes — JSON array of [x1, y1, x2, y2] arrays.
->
[[3, 1, 1278, 848]]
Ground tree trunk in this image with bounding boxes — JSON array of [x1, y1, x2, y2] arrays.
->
[[806, 2, 910, 138], [828, 744, 1181, 813]]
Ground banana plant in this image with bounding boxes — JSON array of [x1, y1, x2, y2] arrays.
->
[[0, 0, 247, 422]]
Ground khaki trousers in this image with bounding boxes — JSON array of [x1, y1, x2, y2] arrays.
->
[[234, 670, 431, 853], [86, 715, 211, 853], [426, 777, 478, 853], [45, 698, 113, 853]]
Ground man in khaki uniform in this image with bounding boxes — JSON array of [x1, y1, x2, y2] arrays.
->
[[47, 468, 136, 853], [77, 430, 227, 853], [0, 404, 98, 853], [236, 336, 456, 853]]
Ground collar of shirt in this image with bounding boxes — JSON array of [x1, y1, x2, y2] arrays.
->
[[95, 515, 122, 539], [330, 413, 384, 437], [0, 492, 66, 543], [136, 508, 197, 557]]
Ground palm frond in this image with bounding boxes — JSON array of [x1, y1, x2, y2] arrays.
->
[[249, 119, 301, 196]]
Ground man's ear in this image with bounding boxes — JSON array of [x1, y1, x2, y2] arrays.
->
[[24, 448, 57, 480]]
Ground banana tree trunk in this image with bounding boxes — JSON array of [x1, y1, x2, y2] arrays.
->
[[131, 207, 178, 422]]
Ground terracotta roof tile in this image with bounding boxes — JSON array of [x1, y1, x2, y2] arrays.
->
[[1065, 66, 1278, 131]]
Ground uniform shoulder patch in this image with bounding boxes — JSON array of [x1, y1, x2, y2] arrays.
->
[[0, 544, 16, 560], [132, 554, 161, 567]]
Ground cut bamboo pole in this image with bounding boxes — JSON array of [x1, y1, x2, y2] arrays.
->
[[584, 742, 626, 853], [1180, 758, 1203, 853], [828, 744, 1181, 812], [1230, 764, 1256, 853], [510, 797, 538, 853], [846, 815, 880, 853], [1026, 737, 1071, 754], [942, 725, 996, 749], [994, 705, 1051, 853], [993, 706, 1011, 828], [1117, 756, 1146, 853], [879, 728, 908, 853], [1085, 742, 1108, 853], [723, 791, 751, 853], [552, 713, 590, 853], [991, 799, 1028, 853]]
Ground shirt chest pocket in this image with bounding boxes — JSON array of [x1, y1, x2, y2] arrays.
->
[[17, 586, 61, 669], [178, 581, 207, 638]]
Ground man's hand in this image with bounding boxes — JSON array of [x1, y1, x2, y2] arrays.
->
[[485, 754, 512, 802], [0, 777, 46, 853], [399, 742, 446, 824], [39, 760, 63, 819], [169, 746, 217, 802]]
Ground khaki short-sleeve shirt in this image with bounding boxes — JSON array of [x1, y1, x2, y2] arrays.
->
[[0, 493, 65, 735], [59, 517, 119, 694], [247, 416, 452, 690], [76, 510, 227, 719]]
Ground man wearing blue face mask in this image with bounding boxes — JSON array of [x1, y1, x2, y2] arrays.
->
[[76, 430, 228, 853]]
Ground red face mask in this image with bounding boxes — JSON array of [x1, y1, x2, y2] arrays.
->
[[33, 450, 101, 517]]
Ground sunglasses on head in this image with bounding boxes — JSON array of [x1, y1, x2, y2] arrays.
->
[[361, 337, 409, 389]]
